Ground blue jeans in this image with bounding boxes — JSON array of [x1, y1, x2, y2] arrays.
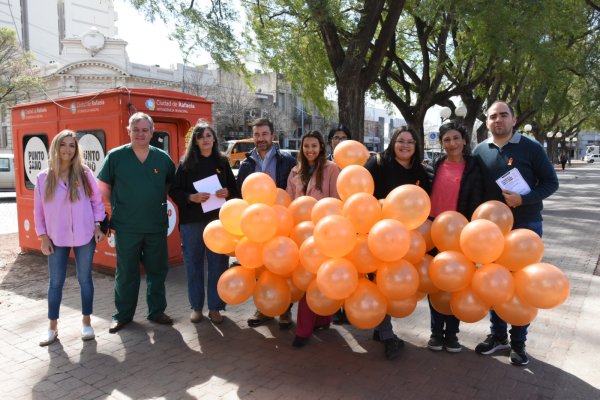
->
[[428, 297, 460, 339], [490, 220, 542, 343], [180, 222, 228, 312], [47, 238, 96, 320]]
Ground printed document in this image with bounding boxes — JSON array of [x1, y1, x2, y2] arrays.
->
[[495, 168, 531, 195], [193, 174, 225, 212]]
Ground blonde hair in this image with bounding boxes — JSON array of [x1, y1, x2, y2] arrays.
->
[[45, 130, 93, 202]]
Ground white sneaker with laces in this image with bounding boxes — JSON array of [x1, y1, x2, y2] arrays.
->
[[81, 325, 95, 341]]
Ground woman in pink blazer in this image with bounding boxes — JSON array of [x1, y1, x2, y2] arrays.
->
[[286, 130, 340, 348]]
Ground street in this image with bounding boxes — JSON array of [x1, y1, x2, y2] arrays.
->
[[0, 163, 598, 399]]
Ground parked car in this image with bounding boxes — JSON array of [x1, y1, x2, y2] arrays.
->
[[584, 153, 600, 163], [0, 153, 15, 190], [280, 149, 299, 160]]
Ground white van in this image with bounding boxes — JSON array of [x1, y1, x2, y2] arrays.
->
[[584, 153, 600, 163], [0, 153, 15, 190]]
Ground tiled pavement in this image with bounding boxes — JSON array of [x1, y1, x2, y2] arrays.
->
[[0, 163, 599, 399]]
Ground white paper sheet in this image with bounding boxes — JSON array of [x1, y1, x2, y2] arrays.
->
[[193, 174, 225, 212], [495, 168, 531, 195]]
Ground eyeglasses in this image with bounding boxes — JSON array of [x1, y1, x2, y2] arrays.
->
[[332, 136, 347, 142], [396, 140, 416, 146]]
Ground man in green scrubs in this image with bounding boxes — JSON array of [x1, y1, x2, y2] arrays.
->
[[98, 112, 176, 333]]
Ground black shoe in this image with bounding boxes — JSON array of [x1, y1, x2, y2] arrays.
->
[[247, 311, 274, 327], [475, 334, 510, 355], [444, 337, 462, 353], [383, 335, 404, 360], [292, 336, 309, 348], [108, 320, 129, 334], [332, 308, 347, 325], [150, 313, 173, 325], [510, 341, 530, 366], [427, 335, 443, 351]]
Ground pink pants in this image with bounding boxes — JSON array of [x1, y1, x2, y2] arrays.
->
[[295, 295, 333, 338]]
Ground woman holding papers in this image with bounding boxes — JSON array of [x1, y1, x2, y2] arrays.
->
[[286, 130, 340, 348], [426, 120, 483, 353], [170, 123, 239, 324]]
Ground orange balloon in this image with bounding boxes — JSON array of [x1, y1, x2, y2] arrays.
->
[[316, 258, 359, 300], [290, 221, 315, 247], [367, 219, 410, 262], [298, 236, 329, 274], [459, 219, 505, 264], [344, 279, 388, 329], [311, 197, 344, 224], [286, 277, 304, 303], [493, 293, 539, 326], [219, 198, 249, 236], [342, 192, 382, 235], [241, 172, 277, 205], [217, 266, 256, 304], [415, 254, 439, 294], [306, 279, 344, 316], [495, 229, 544, 271], [429, 291, 453, 316], [429, 251, 475, 292], [253, 271, 292, 317], [240, 203, 278, 243], [376, 259, 420, 300], [272, 204, 294, 237], [346, 235, 384, 274], [450, 286, 490, 323], [416, 219, 435, 252], [471, 263, 515, 306], [255, 265, 266, 279], [333, 139, 370, 169], [274, 188, 292, 207], [382, 185, 431, 230], [292, 265, 315, 291], [471, 200, 514, 235], [289, 195, 318, 225], [403, 230, 427, 265], [234, 238, 264, 269], [336, 165, 375, 201], [514, 263, 570, 309], [262, 236, 300, 277], [431, 211, 468, 252], [387, 294, 418, 318], [415, 290, 427, 301], [313, 215, 357, 258], [203, 220, 238, 254]]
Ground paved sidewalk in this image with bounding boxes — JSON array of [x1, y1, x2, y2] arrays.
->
[[1, 164, 599, 399]]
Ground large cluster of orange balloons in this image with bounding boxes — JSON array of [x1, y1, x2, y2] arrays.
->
[[428, 200, 569, 325], [207, 142, 570, 330]]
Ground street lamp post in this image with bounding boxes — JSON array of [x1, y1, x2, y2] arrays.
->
[[439, 106, 451, 123], [455, 105, 467, 120], [523, 124, 533, 138], [546, 131, 555, 163]]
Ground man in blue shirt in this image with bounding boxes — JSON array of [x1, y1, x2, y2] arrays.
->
[[473, 101, 558, 366]]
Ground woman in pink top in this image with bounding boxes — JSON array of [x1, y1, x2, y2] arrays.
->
[[426, 120, 483, 353], [34, 130, 106, 346], [286, 130, 340, 348]]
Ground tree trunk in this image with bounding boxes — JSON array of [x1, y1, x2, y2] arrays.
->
[[337, 83, 366, 143]]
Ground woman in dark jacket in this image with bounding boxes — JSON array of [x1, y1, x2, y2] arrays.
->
[[169, 123, 239, 324], [426, 120, 484, 353], [364, 126, 430, 361]]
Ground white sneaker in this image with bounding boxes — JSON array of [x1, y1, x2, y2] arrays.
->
[[81, 325, 95, 341], [39, 329, 58, 346]]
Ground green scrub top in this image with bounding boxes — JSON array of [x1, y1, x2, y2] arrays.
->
[[98, 144, 175, 233]]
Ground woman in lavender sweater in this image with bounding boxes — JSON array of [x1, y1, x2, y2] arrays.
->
[[34, 130, 105, 346]]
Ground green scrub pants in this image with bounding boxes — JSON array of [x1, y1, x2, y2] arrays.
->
[[113, 230, 169, 322]]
